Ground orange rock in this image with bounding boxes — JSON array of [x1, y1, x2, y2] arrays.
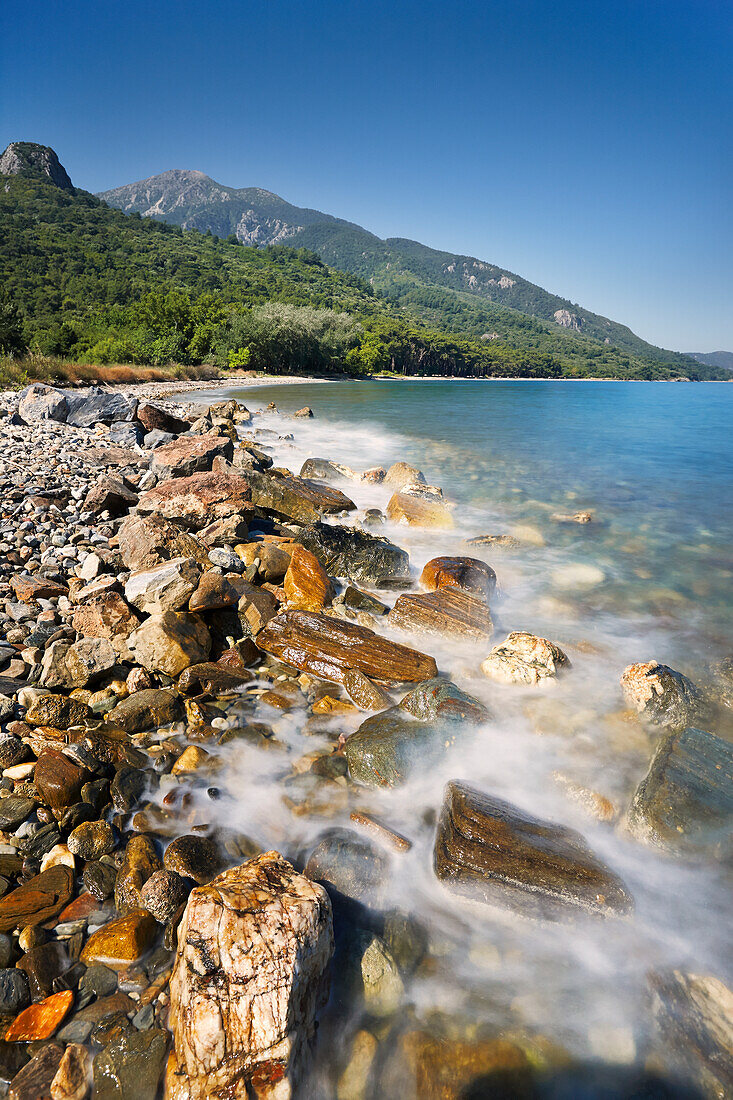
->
[[420, 556, 496, 602], [0, 865, 74, 933], [284, 545, 334, 612], [386, 492, 453, 529], [57, 891, 103, 923], [5, 989, 73, 1040], [80, 909, 157, 969]]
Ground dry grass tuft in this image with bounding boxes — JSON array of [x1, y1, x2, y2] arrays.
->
[[0, 354, 219, 390]]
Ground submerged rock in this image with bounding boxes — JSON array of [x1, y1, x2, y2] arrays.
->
[[480, 632, 570, 685], [388, 588, 494, 640], [387, 491, 454, 529], [93, 1026, 168, 1100], [257, 610, 437, 685], [167, 851, 333, 1100], [624, 726, 733, 855], [380, 1030, 531, 1100], [297, 521, 410, 586], [649, 969, 733, 1099], [399, 677, 490, 724], [621, 661, 704, 730], [345, 707, 449, 788], [304, 828, 388, 905], [434, 781, 632, 918]]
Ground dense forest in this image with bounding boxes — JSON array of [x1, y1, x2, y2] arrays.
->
[[0, 161, 726, 381]]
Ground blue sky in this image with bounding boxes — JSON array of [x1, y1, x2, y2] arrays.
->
[[2, 0, 731, 351]]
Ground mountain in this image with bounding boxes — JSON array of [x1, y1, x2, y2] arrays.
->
[[0, 143, 726, 380], [99, 169, 703, 377], [687, 351, 733, 371]]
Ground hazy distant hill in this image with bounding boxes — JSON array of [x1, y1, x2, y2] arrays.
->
[[99, 168, 705, 376], [687, 350, 733, 371]]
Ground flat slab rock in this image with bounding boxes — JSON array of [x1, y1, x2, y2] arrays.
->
[[387, 589, 494, 640], [167, 851, 333, 1100], [256, 610, 438, 685], [137, 472, 254, 530], [434, 781, 633, 919], [624, 726, 733, 856], [237, 469, 356, 525]]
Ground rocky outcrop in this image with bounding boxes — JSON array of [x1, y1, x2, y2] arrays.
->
[[434, 781, 632, 918], [137, 472, 253, 530], [553, 308, 582, 331], [167, 851, 333, 1100], [624, 726, 733, 855], [236, 469, 356, 525], [0, 142, 74, 190], [256, 610, 438, 685]]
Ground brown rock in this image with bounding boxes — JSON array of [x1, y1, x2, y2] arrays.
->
[[80, 909, 157, 969], [237, 469, 356, 525], [188, 572, 240, 612], [257, 610, 438, 685], [137, 472, 254, 531], [177, 662, 252, 696], [34, 751, 88, 808], [49, 1042, 91, 1100], [163, 835, 220, 884], [137, 402, 190, 435], [167, 851, 333, 1100], [0, 866, 74, 933], [24, 696, 91, 729], [383, 1031, 530, 1100], [106, 688, 184, 733], [434, 781, 632, 918], [384, 462, 426, 489], [116, 513, 211, 571], [71, 591, 141, 654], [386, 491, 454, 528], [83, 475, 138, 516], [151, 436, 234, 480], [4, 990, 73, 1041], [10, 575, 68, 603], [115, 836, 162, 914], [343, 669, 393, 711], [388, 589, 494, 640], [128, 611, 211, 676], [420, 555, 496, 602], [8, 1043, 63, 1100], [235, 541, 291, 582], [237, 582, 280, 636], [284, 545, 334, 612]]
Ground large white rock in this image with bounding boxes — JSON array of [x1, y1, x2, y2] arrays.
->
[[167, 851, 333, 1100], [128, 610, 210, 676], [124, 556, 202, 613], [480, 631, 570, 685]]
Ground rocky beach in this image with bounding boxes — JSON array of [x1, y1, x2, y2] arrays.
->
[[0, 380, 730, 1099]]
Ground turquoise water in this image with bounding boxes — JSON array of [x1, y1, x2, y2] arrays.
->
[[182, 379, 733, 1087]]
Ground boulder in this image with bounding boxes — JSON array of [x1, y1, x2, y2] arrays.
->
[[399, 677, 490, 724], [420, 556, 496, 602], [345, 707, 455, 787], [124, 556, 202, 613], [106, 687, 183, 733], [284, 545, 334, 611], [167, 851, 333, 1100], [116, 512, 211, 571], [237, 583, 280, 636], [83, 475, 139, 516], [18, 383, 68, 423], [388, 589, 494, 641], [63, 636, 116, 687], [434, 781, 632, 918], [25, 694, 92, 729], [299, 458, 357, 482], [163, 835, 220, 884], [297, 521, 410, 586], [115, 836, 162, 913], [71, 592, 141, 655], [620, 661, 704, 730], [384, 462, 426, 489], [137, 472, 254, 530], [10, 574, 68, 603], [151, 435, 234, 480], [137, 402, 190, 434], [128, 611, 211, 676], [236, 469, 356, 525], [623, 726, 733, 855], [257, 610, 437, 685], [188, 572, 241, 613], [386, 491, 454, 528], [64, 388, 137, 427], [480, 632, 570, 685]]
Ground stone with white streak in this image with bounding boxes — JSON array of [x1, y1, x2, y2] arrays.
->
[[167, 851, 333, 1100]]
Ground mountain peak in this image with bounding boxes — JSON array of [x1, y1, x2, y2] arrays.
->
[[0, 142, 73, 190]]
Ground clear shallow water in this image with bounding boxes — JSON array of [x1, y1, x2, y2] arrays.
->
[[180, 380, 732, 1091]]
